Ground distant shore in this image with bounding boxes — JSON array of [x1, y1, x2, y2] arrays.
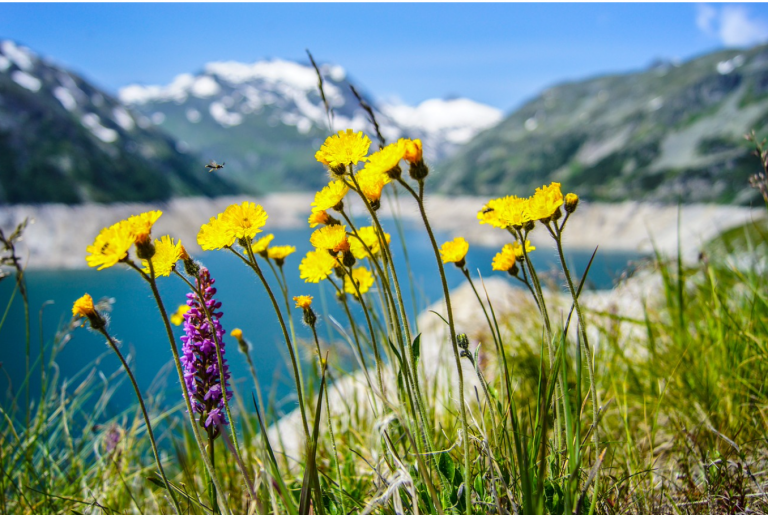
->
[[0, 193, 762, 269]]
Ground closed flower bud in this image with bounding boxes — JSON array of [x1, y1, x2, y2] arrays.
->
[[565, 193, 579, 213], [342, 250, 356, 268], [184, 258, 201, 277], [408, 161, 429, 181], [523, 219, 536, 232], [370, 198, 381, 211], [135, 239, 155, 260], [457, 333, 469, 350], [303, 308, 317, 327]]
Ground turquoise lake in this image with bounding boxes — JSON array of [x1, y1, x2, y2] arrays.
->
[[0, 221, 643, 417]]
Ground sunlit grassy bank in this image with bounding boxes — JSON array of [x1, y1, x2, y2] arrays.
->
[[2, 132, 768, 515]]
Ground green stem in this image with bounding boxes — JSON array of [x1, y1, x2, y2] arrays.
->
[[127, 260, 233, 515], [400, 177, 473, 514], [97, 326, 183, 515], [550, 222, 600, 509], [209, 432, 219, 514], [242, 243, 311, 439]]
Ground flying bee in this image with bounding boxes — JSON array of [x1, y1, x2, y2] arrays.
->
[[205, 160, 225, 172]]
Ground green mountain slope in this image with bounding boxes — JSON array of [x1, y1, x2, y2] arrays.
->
[[0, 40, 236, 204], [436, 44, 768, 204]]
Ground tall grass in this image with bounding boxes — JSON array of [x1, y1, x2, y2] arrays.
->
[[2, 121, 768, 515]]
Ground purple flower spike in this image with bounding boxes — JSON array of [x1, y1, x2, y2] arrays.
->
[[179, 267, 232, 437]]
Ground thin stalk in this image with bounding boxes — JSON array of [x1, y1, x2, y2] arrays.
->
[[550, 221, 600, 510], [309, 326, 346, 515], [126, 260, 233, 515], [398, 177, 473, 514], [96, 326, 182, 515], [242, 242, 311, 439], [208, 433, 218, 514]]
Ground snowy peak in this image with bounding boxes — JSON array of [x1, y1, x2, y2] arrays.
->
[[119, 58, 502, 160]]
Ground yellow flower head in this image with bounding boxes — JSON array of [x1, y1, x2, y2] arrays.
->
[[126, 210, 162, 244], [315, 129, 371, 170], [528, 182, 563, 221], [221, 202, 268, 241], [86, 221, 135, 270], [72, 294, 95, 318], [344, 267, 374, 297], [510, 240, 536, 259], [299, 249, 339, 283], [311, 180, 349, 213], [310, 224, 350, 254], [492, 247, 517, 272], [231, 328, 243, 340], [349, 226, 391, 260], [355, 167, 387, 203], [477, 196, 531, 229], [197, 214, 236, 251], [293, 295, 313, 310], [267, 245, 296, 261], [308, 210, 331, 228], [439, 237, 470, 265], [170, 304, 191, 326], [142, 235, 182, 277], [365, 139, 406, 177], [252, 234, 274, 255], [404, 138, 423, 163]]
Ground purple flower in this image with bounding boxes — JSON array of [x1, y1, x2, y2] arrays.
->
[[179, 267, 232, 436]]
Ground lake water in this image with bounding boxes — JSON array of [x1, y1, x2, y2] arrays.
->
[[0, 221, 643, 417]]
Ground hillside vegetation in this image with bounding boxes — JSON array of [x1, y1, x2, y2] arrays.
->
[[437, 44, 768, 204]]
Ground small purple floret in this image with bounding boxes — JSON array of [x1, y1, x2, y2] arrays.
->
[[179, 267, 232, 435]]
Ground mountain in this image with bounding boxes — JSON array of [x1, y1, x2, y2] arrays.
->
[[436, 44, 768, 205], [0, 40, 235, 204], [119, 60, 502, 193]]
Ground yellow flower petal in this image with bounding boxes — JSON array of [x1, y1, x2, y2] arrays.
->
[[198, 214, 236, 251], [349, 226, 390, 260], [299, 249, 339, 283], [311, 181, 349, 213], [221, 202, 268, 241], [344, 267, 374, 296], [142, 235, 182, 277], [293, 295, 313, 309], [314, 129, 371, 169], [170, 304, 191, 326], [439, 237, 469, 265], [310, 224, 350, 254], [72, 294, 95, 318], [86, 221, 135, 270]]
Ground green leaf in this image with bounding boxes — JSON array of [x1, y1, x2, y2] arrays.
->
[[412, 333, 421, 367], [438, 452, 455, 483]]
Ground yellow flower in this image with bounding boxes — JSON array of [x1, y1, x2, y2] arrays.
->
[[252, 234, 274, 254], [170, 304, 191, 326], [315, 129, 371, 169], [310, 224, 350, 254], [267, 245, 296, 261], [221, 202, 268, 241], [439, 237, 470, 265], [364, 139, 405, 176], [197, 214, 236, 251], [492, 247, 517, 272], [299, 249, 338, 283], [293, 295, 313, 309], [477, 196, 531, 229], [404, 138, 423, 163], [349, 226, 390, 260], [308, 210, 331, 228], [231, 328, 243, 339], [142, 235, 182, 277], [86, 221, 135, 270], [355, 167, 387, 203], [311, 180, 349, 213], [125, 210, 162, 244], [528, 182, 563, 221], [344, 267, 374, 296], [72, 293, 95, 318]]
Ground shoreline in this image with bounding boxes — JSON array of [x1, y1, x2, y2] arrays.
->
[[0, 193, 762, 269]]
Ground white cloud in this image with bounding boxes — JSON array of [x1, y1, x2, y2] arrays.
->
[[696, 4, 768, 47]]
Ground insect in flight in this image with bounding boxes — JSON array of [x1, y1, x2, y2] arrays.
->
[[205, 160, 225, 172]]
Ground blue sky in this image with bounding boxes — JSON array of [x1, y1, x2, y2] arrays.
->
[[2, 3, 768, 112]]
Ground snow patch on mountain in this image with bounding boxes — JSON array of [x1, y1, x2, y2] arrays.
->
[[1, 40, 35, 71], [12, 71, 41, 92], [381, 98, 503, 145], [81, 113, 118, 143]]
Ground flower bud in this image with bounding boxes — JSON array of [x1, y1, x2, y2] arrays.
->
[[385, 164, 402, 181], [370, 199, 381, 211], [523, 220, 536, 232], [342, 250, 356, 268], [135, 239, 155, 260], [303, 307, 317, 327], [565, 193, 579, 213], [508, 262, 519, 277], [330, 164, 346, 177], [457, 333, 469, 350], [408, 161, 429, 181]]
